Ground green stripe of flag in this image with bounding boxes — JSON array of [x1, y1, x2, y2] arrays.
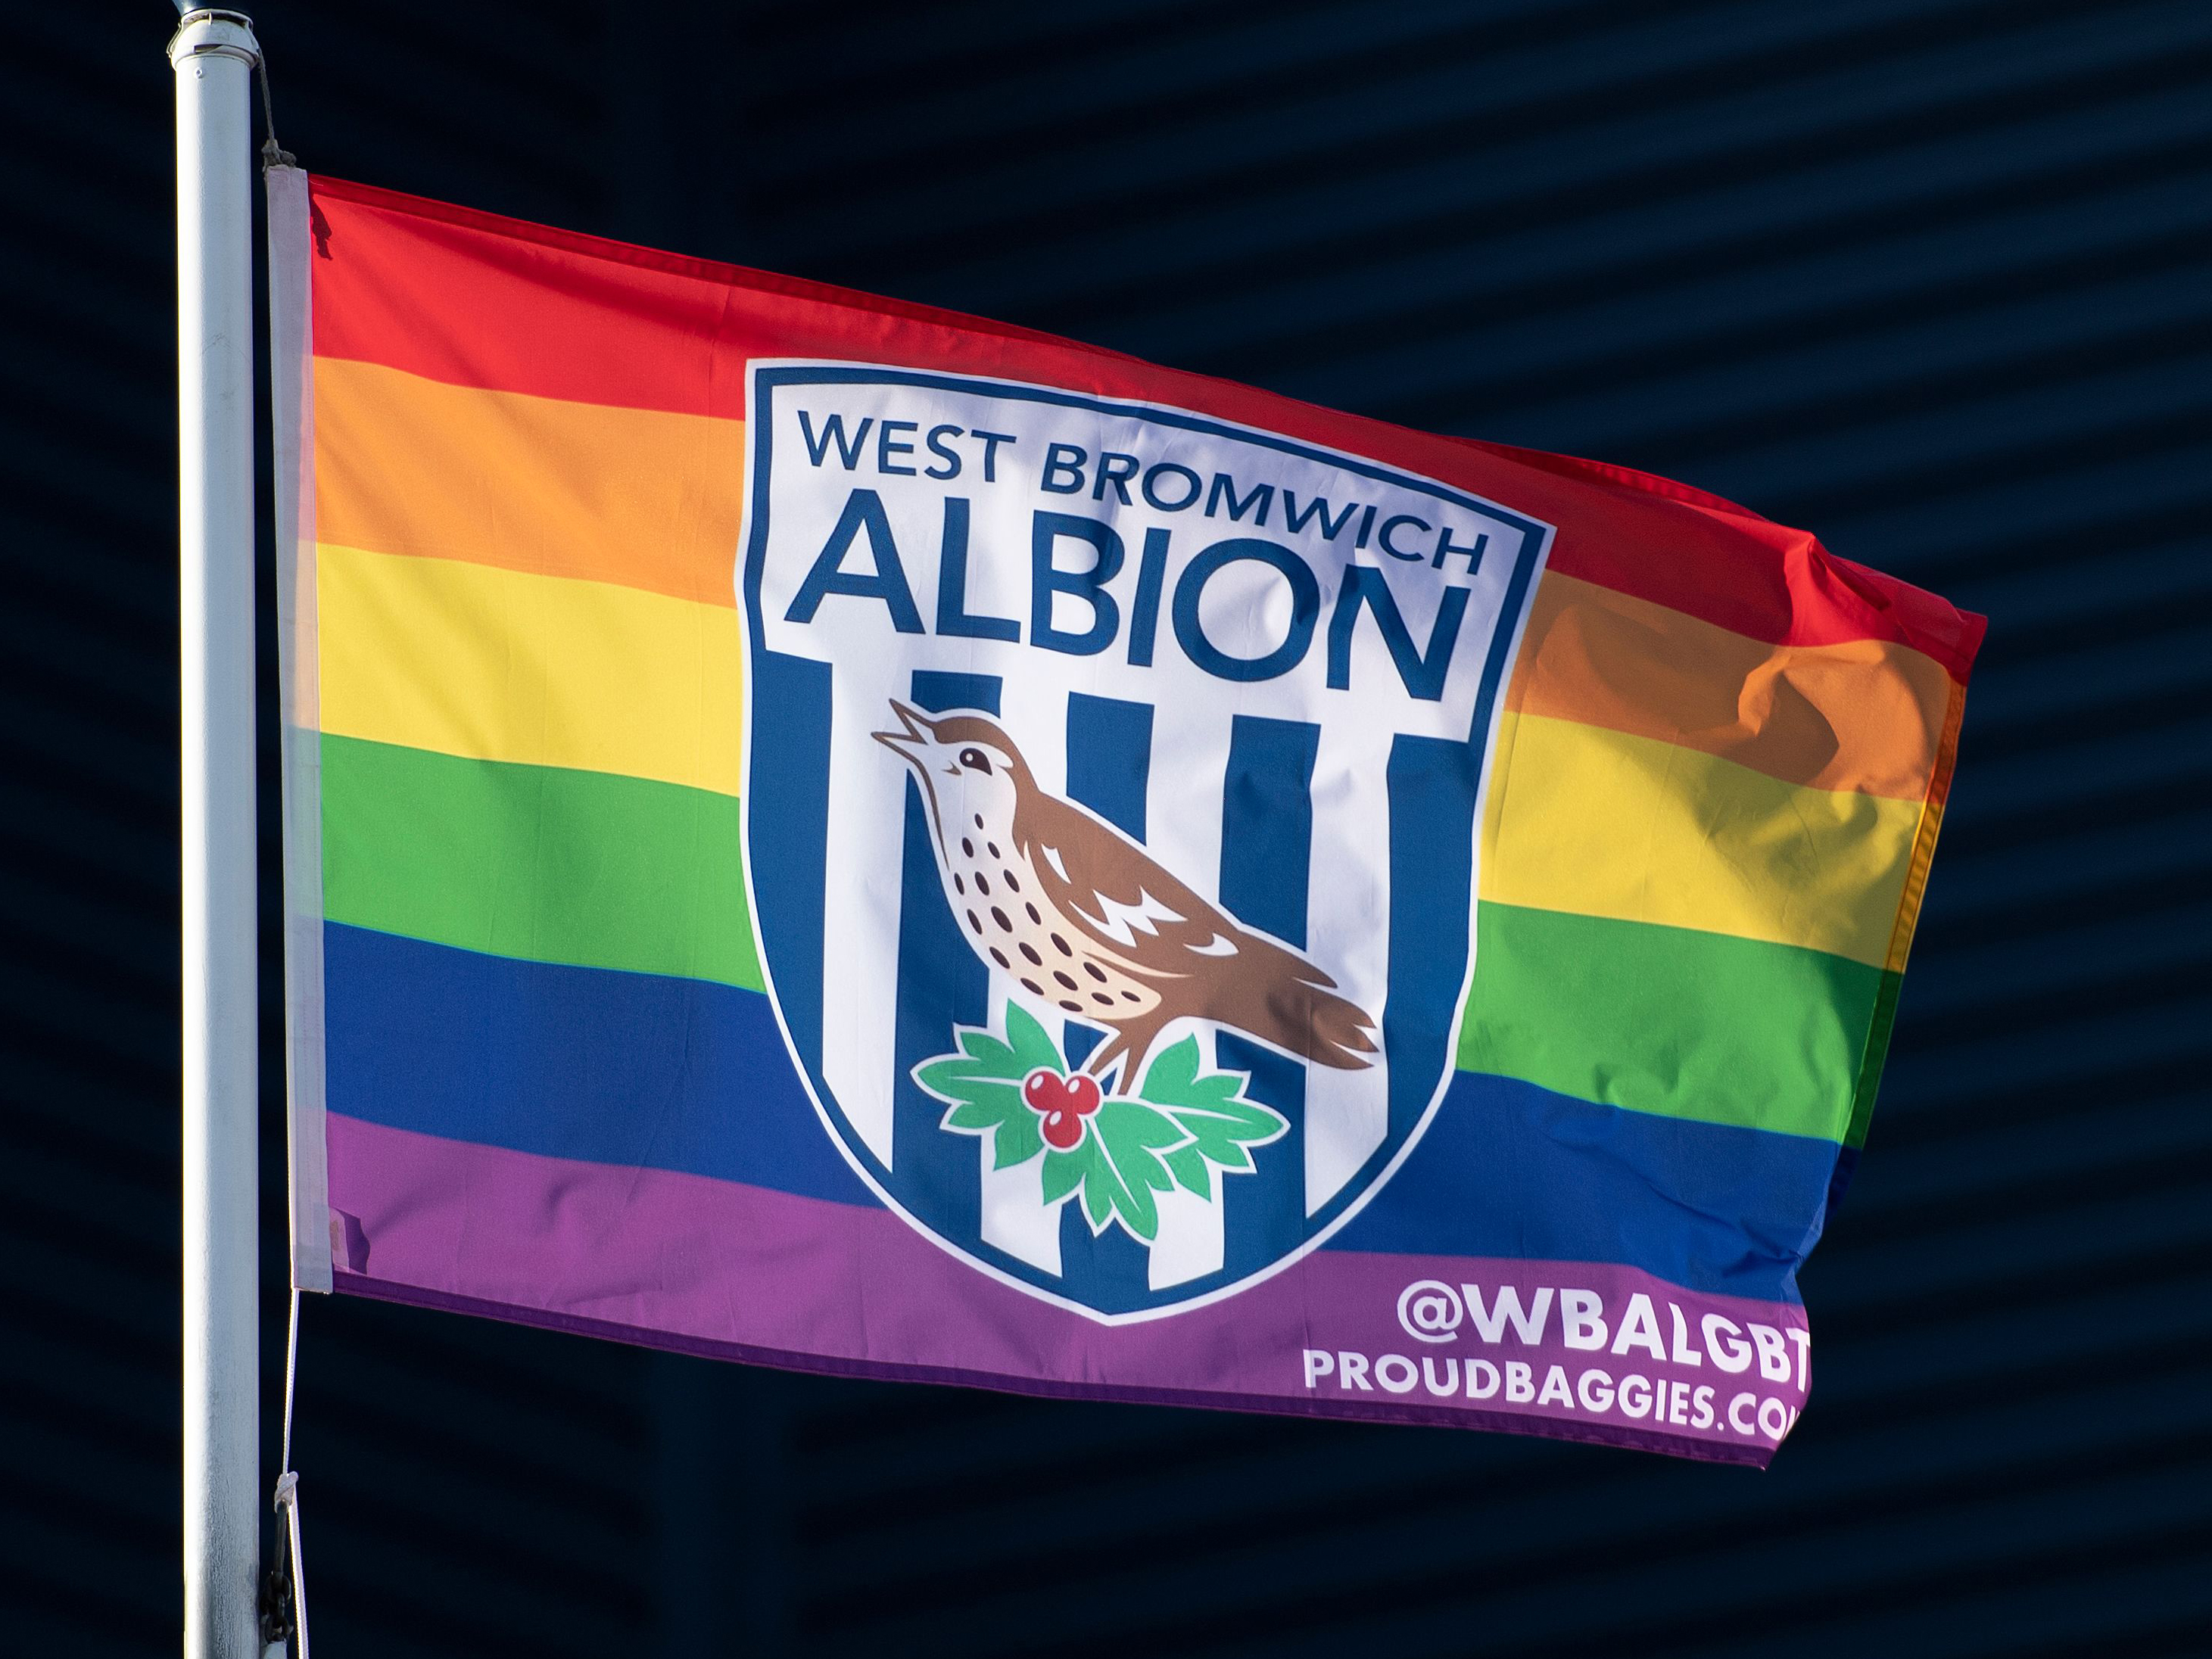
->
[[321, 733, 764, 992], [1458, 901, 1888, 1144], [1844, 967, 1908, 1150], [324, 734, 1881, 1144]]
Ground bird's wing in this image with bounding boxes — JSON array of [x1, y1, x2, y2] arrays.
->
[[1015, 794, 1340, 989], [1018, 792, 1379, 1069]]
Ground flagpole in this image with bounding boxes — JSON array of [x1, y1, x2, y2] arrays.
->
[[172, 8, 263, 1657]]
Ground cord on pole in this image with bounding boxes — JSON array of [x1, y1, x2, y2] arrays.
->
[[256, 50, 293, 170], [260, 1291, 307, 1654]]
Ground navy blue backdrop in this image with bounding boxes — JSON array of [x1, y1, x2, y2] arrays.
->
[[4, 3, 2208, 1654]]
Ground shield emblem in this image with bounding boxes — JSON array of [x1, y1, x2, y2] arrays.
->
[[739, 363, 1550, 1319]]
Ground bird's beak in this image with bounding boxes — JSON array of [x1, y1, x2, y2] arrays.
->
[[871, 699, 930, 767]]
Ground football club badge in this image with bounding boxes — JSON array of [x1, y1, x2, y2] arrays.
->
[[740, 364, 1551, 1318]]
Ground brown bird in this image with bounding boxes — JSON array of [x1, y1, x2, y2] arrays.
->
[[874, 700, 1379, 1089]]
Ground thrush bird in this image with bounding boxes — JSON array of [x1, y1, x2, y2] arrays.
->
[[874, 700, 1379, 1088]]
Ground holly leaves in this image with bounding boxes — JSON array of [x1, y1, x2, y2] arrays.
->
[[1039, 1100, 1185, 1240], [913, 1006, 1062, 1171], [1140, 1037, 1287, 1201], [937, 1083, 1041, 1171], [914, 1010, 1289, 1246]]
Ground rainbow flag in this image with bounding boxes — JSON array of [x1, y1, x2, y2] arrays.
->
[[270, 170, 1980, 1465]]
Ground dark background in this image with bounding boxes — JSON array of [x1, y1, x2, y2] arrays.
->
[[8, 2, 2210, 1653]]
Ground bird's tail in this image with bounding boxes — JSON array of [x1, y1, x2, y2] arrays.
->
[[1282, 977, 1382, 1070], [1213, 954, 1380, 1072]]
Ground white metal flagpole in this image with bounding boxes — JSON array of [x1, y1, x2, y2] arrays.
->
[[171, 8, 263, 1657]]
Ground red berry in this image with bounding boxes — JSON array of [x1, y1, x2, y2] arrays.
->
[[1065, 1073, 1103, 1116], [1021, 1066, 1104, 1122], [1042, 1109, 1083, 1150]]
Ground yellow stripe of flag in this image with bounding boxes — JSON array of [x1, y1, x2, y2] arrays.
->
[[314, 542, 1918, 967], [316, 542, 745, 796], [1481, 709, 1922, 968]]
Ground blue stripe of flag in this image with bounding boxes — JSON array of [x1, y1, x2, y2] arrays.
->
[[322, 923, 1824, 1302]]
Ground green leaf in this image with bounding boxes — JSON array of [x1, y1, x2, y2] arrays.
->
[[1074, 1099, 1185, 1242], [919, 1057, 1048, 1169], [923, 1006, 1073, 1100], [915, 1056, 1000, 1105], [943, 1099, 1008, 1131], [1185, 1073, 1246, 1112], [955, 1027, 1019, 1073], [1083, 1172, 1116, 1232], [934, 1083, 1044, 1169], [1098, 1097, 1187, 1158], [1041, 1141, 1091, 1207], [1130, 1036, 1287, 1182], [1138, 1035, 1203, 1105], [989, 1108, 1044, 1169], [1172, 1094, 1288, 1169], [1162, 1141, 1211, 1200]]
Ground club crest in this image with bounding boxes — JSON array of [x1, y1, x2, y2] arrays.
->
[[738, 363, 1550, 1319]]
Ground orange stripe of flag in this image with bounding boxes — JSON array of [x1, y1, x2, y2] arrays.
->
[[1509, 574, 1952, 801], [313, 356, 746, 609], [315, 358, 1953, 805]]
